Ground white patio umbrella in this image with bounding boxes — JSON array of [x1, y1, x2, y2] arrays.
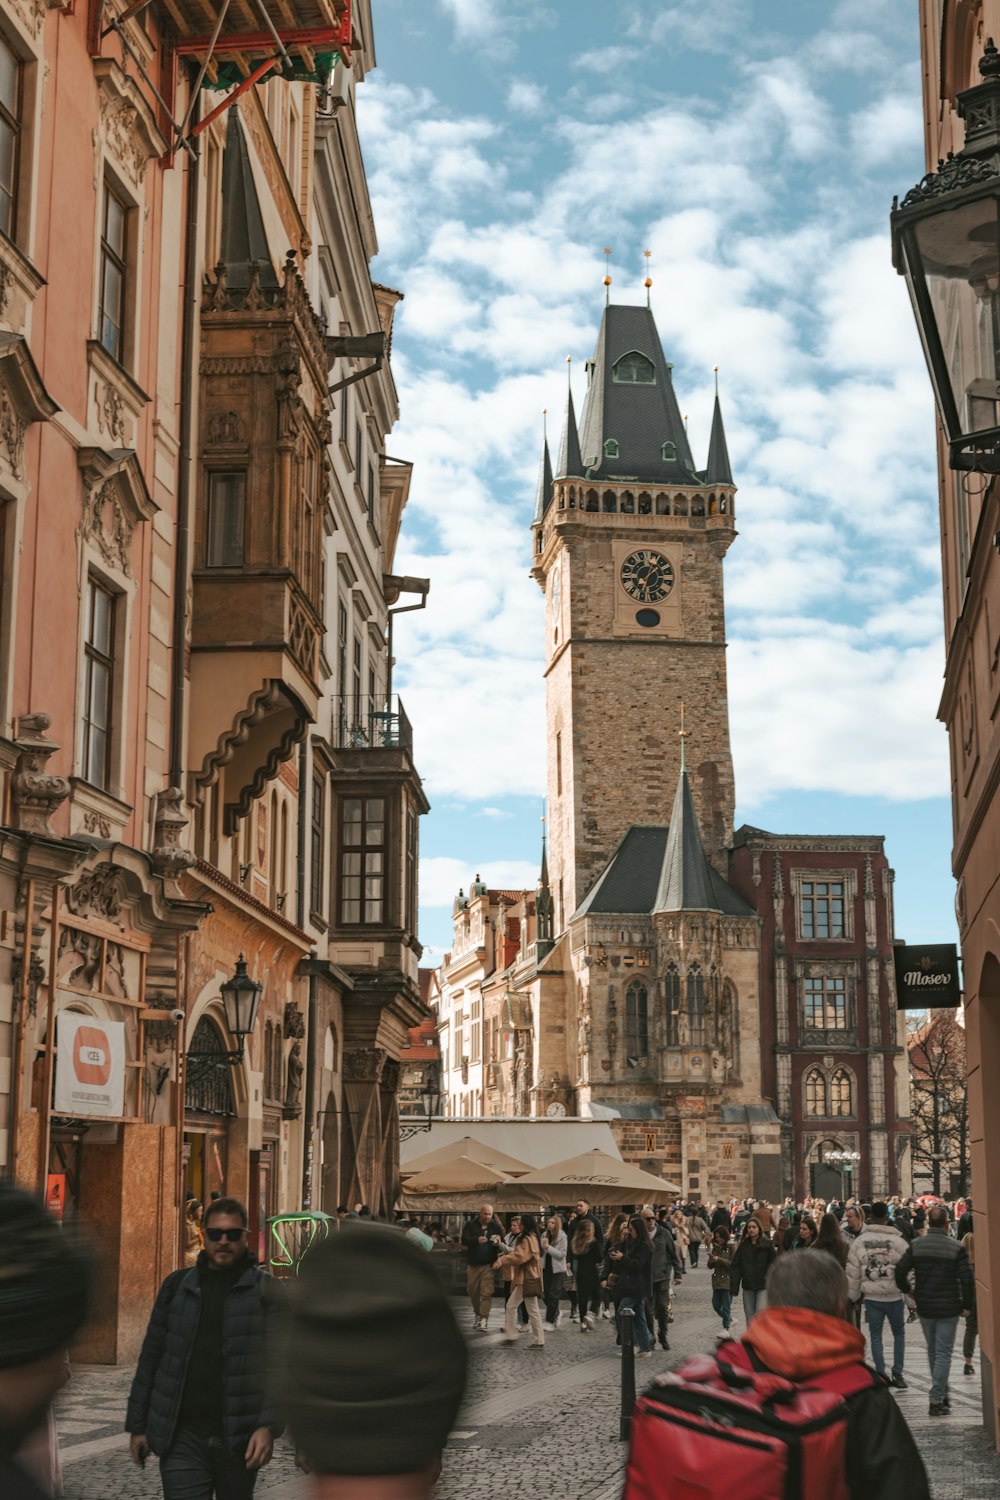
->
[[397, 1154, 533, 1213], [512, 1148, 682, 1206], [399, 1134, 531, 1178]]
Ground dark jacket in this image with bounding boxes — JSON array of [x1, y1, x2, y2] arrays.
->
[[570, 1213, 605, 1267], [957, 1210, 973, 1240], [125, 1256, 284, 1456], [652, 1221, 682, 1280], [0, 1460, 49, 1500], [710, 1206, 732, 1232], [461, 1216, 505, 1265], [730, 1235, 776, 1294], [895, 1227, 974, 1318], [615, 1233, 653, 1299]]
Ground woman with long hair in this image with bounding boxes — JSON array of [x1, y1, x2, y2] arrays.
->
[[183, 1198, 203, 1267], [542, 1213, 567, 1330], [601, 1213, 630, 1337], [607, 1214, 654, 1356], [707, 1224, 735, 1338], [793, 1215, 818, 1250], [497, 1211, 545, 1349], [814, 1211, 849, 1268], [730, 1215, 775, 1323]]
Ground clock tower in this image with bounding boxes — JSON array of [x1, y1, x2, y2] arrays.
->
[[532, 302, 737, 923]]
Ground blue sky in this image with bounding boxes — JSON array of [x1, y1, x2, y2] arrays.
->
[[357, 0, 958, 964]]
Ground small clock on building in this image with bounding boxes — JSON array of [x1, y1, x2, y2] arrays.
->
[[620, 549, 675, 603], [546, 1100, 567, 1118]]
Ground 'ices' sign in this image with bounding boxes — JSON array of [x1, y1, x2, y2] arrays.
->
[[894, 944, 961, 1010], [54, 1011, 126, 1117]]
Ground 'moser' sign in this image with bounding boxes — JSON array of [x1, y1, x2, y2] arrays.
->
[[894, 943, 961, 1010], [54, 1011, 126, 1117]]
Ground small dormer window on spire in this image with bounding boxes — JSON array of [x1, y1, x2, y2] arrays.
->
[[661, 440, 677, 461], [612, 352, 656, 385], [603, 438, 620, 458]]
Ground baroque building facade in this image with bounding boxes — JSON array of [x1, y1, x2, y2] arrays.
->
[[434, 299, 911, 1205], [0, 0, 428, 1361]]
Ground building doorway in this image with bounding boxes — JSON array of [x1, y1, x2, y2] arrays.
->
[[184, 1016, 235, 1203]]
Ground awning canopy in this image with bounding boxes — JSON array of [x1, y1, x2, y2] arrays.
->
[[400, 1134, 531, 1179], [512, 1148, 682, 1207], [400, 1119, 622, 1171]]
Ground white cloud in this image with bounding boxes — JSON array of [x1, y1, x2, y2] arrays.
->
[[849, 94, 923, 167], [479, 806, 513, 819], [507, 80, 547, 116], [420, 856, 542, 908]]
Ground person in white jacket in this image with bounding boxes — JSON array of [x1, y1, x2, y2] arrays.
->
[[846, 1201, 910, 1388]]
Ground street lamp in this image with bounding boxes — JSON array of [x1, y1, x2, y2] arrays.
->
[[400, 1062, 441, 1143], [891, 39, 1000, 472], [219, 953, 263, 1063]]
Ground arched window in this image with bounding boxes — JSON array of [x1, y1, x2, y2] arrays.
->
[[687, 964, 705, 1044], [625, 981, 648, 1066], [721, 981, 740, 1078], [805, 1068, 826, 1116], [830, 1068, 853, 1117], [621, 490, 635, 513], [279, 801, 289, 901], [655, 493, 670, 515], [602, 490, 617, 512], [586, 488, 599, 511], [613, 352, 656, 385], [186, 1016, 235, 1116], [638, 491, 652, 514], [673, 495, 688, 516], [268, 790, 278, 895], [603, 438, 620, 458], [665, 964, 681, 1045], [661, 440, 677, 461], [263, 1020, 274, 1099]]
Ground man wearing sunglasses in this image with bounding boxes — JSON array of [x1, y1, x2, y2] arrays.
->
[[126, 1196, 284, 1499]]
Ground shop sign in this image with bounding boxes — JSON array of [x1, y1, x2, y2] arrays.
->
[[54, 1012, 126, 1118], [46, 1174, 66, 1220], [894, 944, 961, 1009]]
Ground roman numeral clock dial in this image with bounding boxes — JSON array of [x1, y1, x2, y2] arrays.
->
[[619, 549, 675, 603]]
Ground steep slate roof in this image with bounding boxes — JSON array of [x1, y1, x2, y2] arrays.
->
[[703, 391, 734, 486], [532, 436, 553, 524], [577, 303, 696, 484], [653, 762, 719, 913], [555, 387, 584, 479], [219, 111, 279, 291], [574, 824, 753, 920]]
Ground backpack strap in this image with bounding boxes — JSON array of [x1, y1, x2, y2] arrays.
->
[[716, 1338, 877, 1399]]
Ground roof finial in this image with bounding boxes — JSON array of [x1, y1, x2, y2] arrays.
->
[[543, 406, 548, 440], [679, 701, 687, 773], [714, 365, 719, 395], [566, 354, 572, 388], [643, 248, 652, 308], [683, 413, 689, 433], [603, 247, 613, 305]]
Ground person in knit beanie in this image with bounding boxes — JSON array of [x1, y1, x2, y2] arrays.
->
[[281, 1223, 467, 1497], [0, 1180, 91, 1500]]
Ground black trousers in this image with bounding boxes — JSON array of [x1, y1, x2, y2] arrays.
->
[[543, 1265, 565, 1323], [647, 1278, 670, 1344], [160, 1426, 258, 1500], [575, 1264, 602, 1318], [688, 1242, 700, 1267]]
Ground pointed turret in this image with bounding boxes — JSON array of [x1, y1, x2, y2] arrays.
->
[[704, 387, 734, 487], [536, 820, 554, 960], [555, 387, 583, 479], [219, 111, 279, 292], [653, 742, 720, 913], [532, 435, 553, 524]]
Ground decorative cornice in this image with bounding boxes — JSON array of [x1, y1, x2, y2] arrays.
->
[[10, 713, 69, 835], [77, 445, 157, 578], [0, 331, 58, 480], [92, 58, 167, 189], [900, 151, 1000, 208]]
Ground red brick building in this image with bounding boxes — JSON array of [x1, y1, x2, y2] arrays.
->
[[730, 830, 912, 1201]]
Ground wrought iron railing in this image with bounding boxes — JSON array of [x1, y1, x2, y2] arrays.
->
[[332, 694, 412, 753]]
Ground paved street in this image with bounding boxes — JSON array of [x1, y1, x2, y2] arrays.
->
[[58, 1266, 1000, 1499]]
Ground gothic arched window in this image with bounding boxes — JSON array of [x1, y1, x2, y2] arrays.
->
[[830, 1068, 854, 1118], [722, 981, 740, 1078], [625, 981, 649, 1067], [687, 964, 705, 1044], [604, 438, 620, 458], [602, 490, 617, 512], [805, 1068, 826, 1117], [621, 491, 635, 513], [186, 1016, 235, 1117], [665, 964, 681, 1045], [613, 352, 656, 385]]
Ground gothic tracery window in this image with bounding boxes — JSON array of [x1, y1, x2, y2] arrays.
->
[[665, 963, 681, 1045], [625, 981, 648, 1066], [805, 1068, 826, 1116], [687, 963, 705, 1044], [830, 1068, 853, 1118]]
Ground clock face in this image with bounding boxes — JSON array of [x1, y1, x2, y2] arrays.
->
[[620, 549, 675, 603], [546, 1100, 566, 1118]]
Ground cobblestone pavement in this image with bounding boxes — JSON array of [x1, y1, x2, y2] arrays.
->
[[56, 1267, 1000, 1499]]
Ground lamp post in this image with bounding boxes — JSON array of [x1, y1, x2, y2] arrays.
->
[[891, 38, 1000, 472]]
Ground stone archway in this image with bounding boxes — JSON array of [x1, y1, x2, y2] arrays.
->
[[320, 1088, 340, 1213]]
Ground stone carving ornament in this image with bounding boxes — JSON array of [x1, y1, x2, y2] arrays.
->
[[99, 92, 149, 188], [151, 787, 197, 880], [0, 378, 26, 477], [64, 865, 124, 922], [283, 1000, 305, 1039], [10, 713, 70, 835], [81, 477, 133, 576]]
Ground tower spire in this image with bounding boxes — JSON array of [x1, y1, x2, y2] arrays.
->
[[536, 809, 554, 959], [555, 359, 583, 478], [653, 720, 720, 914], [705, 369, 734, 486], [532, 410, 553, 524]]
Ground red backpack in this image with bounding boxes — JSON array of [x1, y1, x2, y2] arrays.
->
[[623, 1339, 877, 1500]]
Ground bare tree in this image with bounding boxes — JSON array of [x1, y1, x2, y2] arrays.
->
[[907, 1010, 969, 1197]]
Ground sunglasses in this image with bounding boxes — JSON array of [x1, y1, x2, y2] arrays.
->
[[205, 1226, 246, 1243]]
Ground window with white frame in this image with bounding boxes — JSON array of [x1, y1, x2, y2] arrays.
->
[[0, 35, 22, 242], [81, 575, 116, 791], [99, 179, 129, 364]]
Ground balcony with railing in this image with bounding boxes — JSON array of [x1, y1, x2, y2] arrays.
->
[[332, 695, 413, 754]]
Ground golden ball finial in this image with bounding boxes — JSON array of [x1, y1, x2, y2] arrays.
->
[[603, 275, 613, 287]]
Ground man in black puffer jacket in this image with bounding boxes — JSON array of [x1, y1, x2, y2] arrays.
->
[[126, 1196, 284, 1498], [895, 1204, 974, 1417]]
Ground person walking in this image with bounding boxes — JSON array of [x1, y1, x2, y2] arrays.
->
[[126, 1197, 284, 1499], [569, 1198, 605, 1332], [846, 1202, 909, 1390], [184, 1200, 204, 1268], [670, 1208, 690, 1274], [707, 1225, 735, 1339], [815, 1211, 849, 1270], [790, 1215, 817, 1250], [730, 1216, 775, 1323], [709, 1200, 731, 1234], [608, 1215, 654, 1357], [687, 1205, 710, 1268], [895, 1203, 974, 1416], [641, 1208, 674, 1351], [460, 1202, 505, 1332], [502, 1214, 529, 1328], [497, 1213, 545, 1350], [542, 1214, 567, 1331], [962, 1229, 977, 1377]]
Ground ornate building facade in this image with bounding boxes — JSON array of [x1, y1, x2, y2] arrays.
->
[[0, 0, 428, 1360], [434, 299, 911, 1205]]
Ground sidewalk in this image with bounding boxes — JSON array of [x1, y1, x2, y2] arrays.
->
[[57, 1268, 1000, 1499]]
